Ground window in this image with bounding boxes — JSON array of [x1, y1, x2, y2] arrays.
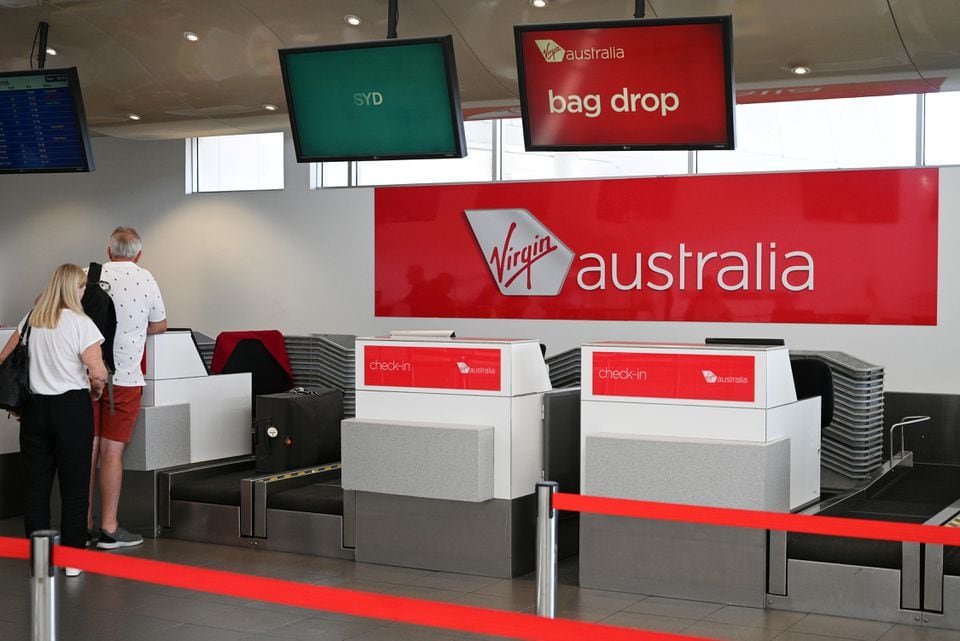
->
[[306, 93, 940, 188], [698, 95, 916, 174], [354, 120, 494, 186], [924, 91, 960, 166], [188, 132, 284, 193], [501, 119, 688, 181]]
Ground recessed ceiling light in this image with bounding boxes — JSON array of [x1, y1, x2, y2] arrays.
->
[[126, 113, 142, 121], [530, 0, 549, 7], [344, 14, 361, 26], [790, 65, 811, 76], [183, 31, 200, 42], [262, 103, 278, 112], [44, 47, 57, 56]]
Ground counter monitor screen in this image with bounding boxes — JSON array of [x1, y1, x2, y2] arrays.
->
[[0, 67, 94, 173], [279, 36, 467, 162]]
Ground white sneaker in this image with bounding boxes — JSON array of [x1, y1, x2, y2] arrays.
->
[[64, 567, 82, 577]]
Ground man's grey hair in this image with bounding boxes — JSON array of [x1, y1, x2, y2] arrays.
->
[[109, 226, 142, 259]]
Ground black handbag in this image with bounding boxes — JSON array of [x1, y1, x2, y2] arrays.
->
[[0, 323, 32, 412]]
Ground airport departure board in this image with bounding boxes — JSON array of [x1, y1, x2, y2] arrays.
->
[[0, 68, 94, 173]]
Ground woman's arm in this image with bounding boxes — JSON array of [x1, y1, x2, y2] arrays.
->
[[0, 329, 20, 364], [81, 343, 108, 399]]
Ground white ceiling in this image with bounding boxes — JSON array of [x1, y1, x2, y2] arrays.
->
[[0, 0, 957, 140]]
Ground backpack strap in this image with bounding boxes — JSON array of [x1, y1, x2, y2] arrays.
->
[[88, 262, 102, 283]]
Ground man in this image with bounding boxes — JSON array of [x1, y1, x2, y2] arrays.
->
[[88, 227, 166, 548]]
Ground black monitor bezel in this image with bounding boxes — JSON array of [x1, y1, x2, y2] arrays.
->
[[513, 16, 736, 152], [0, 66, 95, 174], [278, 35, 468, 163]]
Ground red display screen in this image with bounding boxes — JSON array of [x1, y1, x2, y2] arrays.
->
[[514, 17, 735, 151], [592, 352, 755, 402]]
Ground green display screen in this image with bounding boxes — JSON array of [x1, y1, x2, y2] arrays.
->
[[280, 36, 466, 162]]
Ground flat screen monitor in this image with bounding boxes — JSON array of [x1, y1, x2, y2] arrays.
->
[[279, 36, 467, 162], [705, 338, 785, 347], [0, 67, 94, 173], [514, 16, 735, 151]]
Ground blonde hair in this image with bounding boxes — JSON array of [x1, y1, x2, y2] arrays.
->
[[109, 226, 142, 259], [30, 264, 86, 329]]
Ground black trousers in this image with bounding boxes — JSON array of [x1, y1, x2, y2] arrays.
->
[[19, 389, 94, 549]]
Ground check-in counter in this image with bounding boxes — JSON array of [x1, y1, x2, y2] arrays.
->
[[579, 341, 820, 605], [343, 336, 551, 577], [142, 331, 251, 465]]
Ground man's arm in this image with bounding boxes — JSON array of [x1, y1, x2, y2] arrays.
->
[[147, 319, 167, 335]]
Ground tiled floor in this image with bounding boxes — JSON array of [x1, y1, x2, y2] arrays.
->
[[0, 516, 956, 641]]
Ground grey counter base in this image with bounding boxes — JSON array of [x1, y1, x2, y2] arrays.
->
[[767, 559, 918, 626], [580, 514, 768, 606], [354, 491, 570, 578]]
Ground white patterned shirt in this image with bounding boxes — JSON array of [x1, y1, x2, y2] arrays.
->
[[98, 261, 166, 387]]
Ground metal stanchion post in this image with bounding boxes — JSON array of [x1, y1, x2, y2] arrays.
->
[[535, 481, 558, 618], [30, 530, 58, 641]]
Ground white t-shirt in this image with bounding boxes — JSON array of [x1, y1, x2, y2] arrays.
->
[[19, 309, 104, 396], [98, 261, 166, 387]]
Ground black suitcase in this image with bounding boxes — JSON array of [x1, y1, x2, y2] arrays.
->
[[254, 387, 343, 473]]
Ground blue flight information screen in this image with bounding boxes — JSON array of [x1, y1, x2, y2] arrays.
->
[[0, 71, 91, 172]]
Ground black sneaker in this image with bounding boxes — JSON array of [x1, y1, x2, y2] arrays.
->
[[84, 529, 98, 548], [96, 526, 143, 549]]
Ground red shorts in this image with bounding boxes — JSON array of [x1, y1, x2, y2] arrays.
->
[[93, 386, 142, 443]]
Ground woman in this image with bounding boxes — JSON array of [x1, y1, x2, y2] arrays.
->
[[0, 264, 107, 575]]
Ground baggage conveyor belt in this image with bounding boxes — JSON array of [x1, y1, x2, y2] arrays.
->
[[159, 458, 354, 559], [789, 464, 960, 569], [770, 461, 960, 625]]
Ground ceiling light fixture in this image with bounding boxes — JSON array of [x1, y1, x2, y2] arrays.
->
[[530, 0, 549, 7], [344, 14, 361, 26], [790, 65, 811, 76], [126, 113, 142, 121], [262, 103, 278, 112], [183, 31, 199, 42], [45, 46, 57, 56]]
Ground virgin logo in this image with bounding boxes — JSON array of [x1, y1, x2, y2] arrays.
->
[[457, 361, 497, 375], [702, 369, 749, 384], [465, 209, 575, 296], [467, 209, 815, 297]]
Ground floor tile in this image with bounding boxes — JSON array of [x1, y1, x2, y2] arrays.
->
[[267, 614, 386, 641], [774, 632, 863, 641], [408, 571, 502, 593], [788, 614, 895, 641], [382, 583, 470, 603], [130, 593, 236, 625], [137, 623, 249, 641], [623, 595, 724, 620], [705, 606, 808, 630], [877, 624, 960, 641], [684, 620, 782, 641], [598, 610, 693, 633], [453, 591, 534, 612], [195, 603, 310, 634]]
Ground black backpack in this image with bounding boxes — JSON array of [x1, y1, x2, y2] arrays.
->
[[81, 262, 117, 373]]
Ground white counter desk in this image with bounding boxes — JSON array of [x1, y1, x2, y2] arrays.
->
[[579, 341, 822, 605], [343, 335, 552, 577]]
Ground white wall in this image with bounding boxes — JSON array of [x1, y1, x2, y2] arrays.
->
[[1, 135, 957, 393]]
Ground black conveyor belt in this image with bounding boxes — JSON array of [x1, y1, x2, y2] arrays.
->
[[170, 469, 252, 506], [789, 465, 960, 570], [267, 483, 344, 515]]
